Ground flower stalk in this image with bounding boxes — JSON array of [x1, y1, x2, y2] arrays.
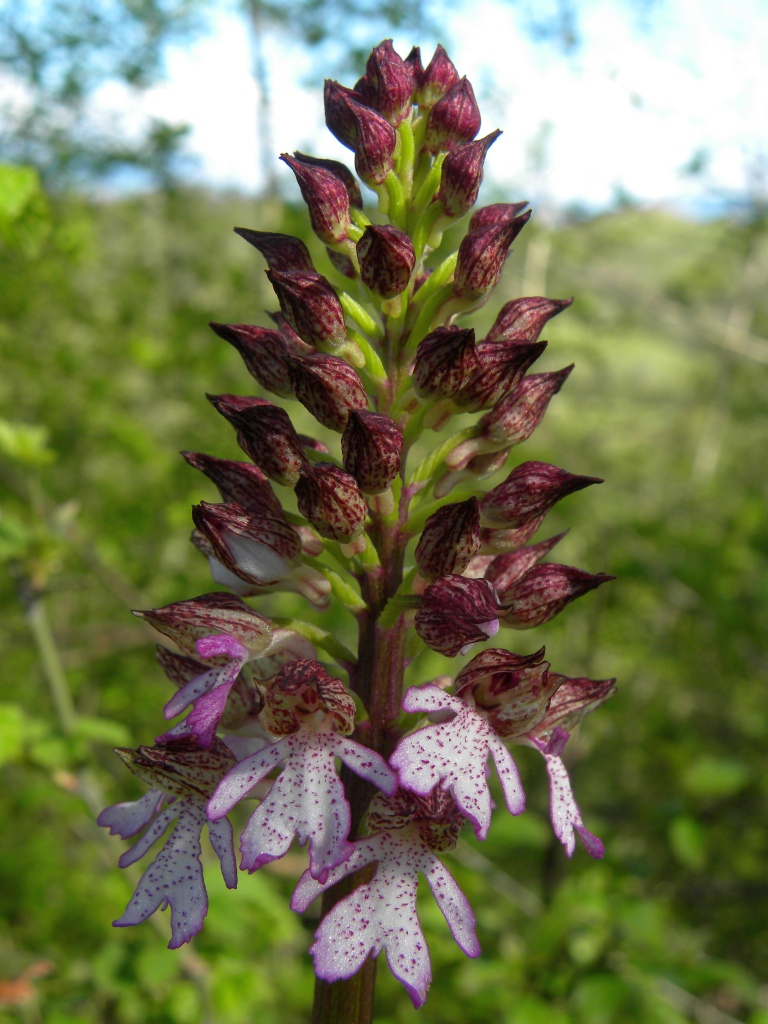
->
[[99, 40, 615, 1022]]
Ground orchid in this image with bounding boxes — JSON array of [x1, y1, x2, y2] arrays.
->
[[100, 39, 616, 1020]]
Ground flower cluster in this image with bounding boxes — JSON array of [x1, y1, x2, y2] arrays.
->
[[100, 40, 615, 1011]]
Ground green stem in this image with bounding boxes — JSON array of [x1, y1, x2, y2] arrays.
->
[[26, 596, 77, 736]]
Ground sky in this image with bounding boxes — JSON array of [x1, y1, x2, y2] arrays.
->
[[92, 0, 767, 215]]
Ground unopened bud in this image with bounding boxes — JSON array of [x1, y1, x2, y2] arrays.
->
[[413, 326, 478, 399], [182, 450, 283, 517], [341, 410, 403, 494], [498, 564, 615, 629], [295, 463, 368, 541], [480, 366, 574, 446], [209, 322, 293, 397], [415, 575, 501, 657], [414, 498, 481, 578], [487, 296, 573, 343], [358, 39, 414, 125], [134, 592, 271, 655], [293, 151, 363, 209], [266, 268, 348, 352], [288, 353, 368, 431], [453, 211, 531, 303], [469, 202, 529, 231], [280, 153, 352, 245], [324, 80, 397, 186], [416, 44, 459, 108], [454, 339, 546, 412], [425, 77, 481, 153], [192, 502, 302, 588], [234, 228, 314, 273], [208, 394, 307, 486], [481, 461, 603, 529], [438, 130, 502, 218], [483, 533, 567, 592], [357, 225, 415, 298]]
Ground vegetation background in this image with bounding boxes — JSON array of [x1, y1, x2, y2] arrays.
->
[[1, 2, 767, 1021]]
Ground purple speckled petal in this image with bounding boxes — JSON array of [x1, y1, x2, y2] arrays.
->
[[324, 733, 398, 794], [97, 788, 165, 839], [290, 836, 376, 914], [114, 802, 208, 948], [117, 805, 178, 868], [393, 685, 523, 839], [164, 666, 220, 720], [207, 739, 289, 819], [207, 817, 238, 889], [423, 854, 481, 958], [196, 634, 249, 660], [531, 730, 603, 858]]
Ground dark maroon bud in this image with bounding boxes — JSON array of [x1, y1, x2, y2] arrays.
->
[[266, 268, 347, 351], [288, 353, 368, 431], [498, 563, 615, 629], [480, 366, 574, 446], [233, 228, 314, 273], [534, 675, 617, 735], [438, 130, 502, 218], [293, 151, 363, 209], [133, 592, 271, 655], [425, 77, 481, 153], [295, 463, 367, 541], [209, 322, 293, 397], [182, 450, 284, 517], [454, 647, 560, 737], [361, 39, 414, 124], [341, 410, 402, 494], [324, 80, 397, 186], [192, 501, 302, 587], [479, 516, 546, 554], [326, 247, 357, 278], [487, 296, 573, 343], [469, 201, 530, 231], [208, 393, 307, 486], [454, 339, 546, 411], [404, 46, 424, 95], [453, 211, 531, 303], [413, 326, 478, 399], [481, 461, 603, 529], [280, 153, 352, 245], [415, 575, 501, 657], [415, 498, 481, 579], [357, 224, 415, 299], [483, 532, 567, 592], [416, 44, 459, 108]]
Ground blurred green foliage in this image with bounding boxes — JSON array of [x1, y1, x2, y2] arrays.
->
[[1, 167, 767, 1023]]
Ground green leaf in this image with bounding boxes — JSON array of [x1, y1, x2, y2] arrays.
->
[[0, 418, 56, 466], [682, 757, 750, 799], [0, 703, 27, 765]]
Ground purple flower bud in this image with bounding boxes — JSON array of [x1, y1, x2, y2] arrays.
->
[[416, 44, 459, 108], [425, 77, 481, 154], [359, 39, 414, 125], [480, 365, 574, 446], [134, 592, 271, 655], [234, 228, 314, 273], [404, 45, 424, 94], [414, 498, 481, 579], [413, 326, 479, 399], [481, 461, 603, 529], [323, 80, 397, 186], [533, 675, 617, 736], [453, 212, 531, 303], [486, 296, 573, 343], [209, 322, 293, 397], [341, 410, 403, 494], [454, 647, 561, 737], [266, 268, 348, 352], [498, 563, 615, 629], [326, 247, 357, 279], [437, 130, 502, 218], [192, 502, 303, 588], [267, 309, 310, 350], [182, 451, 283, 517], [295, 463, 368, 541], [208, 394, 307, 486], [469, 202, 529, 231], [483, 532, 567, 592], [292, 151, 363, 208], [357, 225, 415, 298], [415, 575, 501, 657], [454, 339, 546, 411], [280, 153, 352, 245], [288, 353, 368, 431]]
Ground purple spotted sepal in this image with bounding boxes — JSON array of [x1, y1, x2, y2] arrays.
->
[[97, 738, 237, 948], [415, 575, 501, 657], [291, 788, 480, 1008]]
